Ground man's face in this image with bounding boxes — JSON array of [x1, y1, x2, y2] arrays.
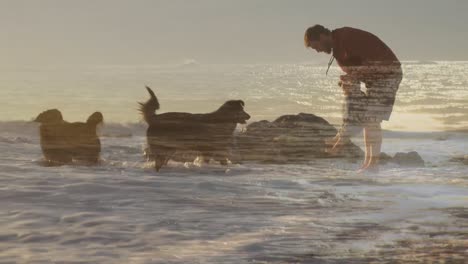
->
[[308, 34, 332, 54]]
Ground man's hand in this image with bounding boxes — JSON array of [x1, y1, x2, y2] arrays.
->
[[340, 74, 360, 84]]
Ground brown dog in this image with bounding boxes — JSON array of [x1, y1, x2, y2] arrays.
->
[[140, 86, 250, 171], [35, 109, 103, 165]]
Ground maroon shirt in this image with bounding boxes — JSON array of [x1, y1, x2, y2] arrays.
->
[[332, 27, 401, 82]]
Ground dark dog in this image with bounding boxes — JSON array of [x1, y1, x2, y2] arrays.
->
[[140, 86, 250, 171], [35, 109, 103, 165]]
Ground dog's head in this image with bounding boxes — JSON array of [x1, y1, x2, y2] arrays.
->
[[217, 100, 250, 124], [34, 109, 64, 124]]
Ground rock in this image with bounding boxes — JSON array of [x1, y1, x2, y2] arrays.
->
[[461, 155, 468, 165], [449, 154, 468, 165], [235, 113, 363, 163], [379, 151, 425, 167], [379, 152, 393, 165], [392, 151, 425, 167]]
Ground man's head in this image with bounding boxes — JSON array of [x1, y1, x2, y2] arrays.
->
[[304, 25, 333, 54]]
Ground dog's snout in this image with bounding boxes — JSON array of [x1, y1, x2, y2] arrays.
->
[[238, 110, 250, 124]]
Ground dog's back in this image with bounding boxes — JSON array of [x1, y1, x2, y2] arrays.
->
[[139, 86, 250, 170], [140, 88, 245, 147], [35, 109, 103, 165]]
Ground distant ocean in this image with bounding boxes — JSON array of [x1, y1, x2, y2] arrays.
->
[[1, 61, 468, 130], [0, 61, 467, 263]]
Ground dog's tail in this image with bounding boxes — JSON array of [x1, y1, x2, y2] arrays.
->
[[139, 86, 160, 124], [86, 112, 104, 127]]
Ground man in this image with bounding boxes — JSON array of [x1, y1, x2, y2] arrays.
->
[[304, 25, 402, 171]]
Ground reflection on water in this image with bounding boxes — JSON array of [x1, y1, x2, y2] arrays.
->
[[0, 62, 467, 131]]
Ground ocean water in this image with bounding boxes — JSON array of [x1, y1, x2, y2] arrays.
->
[[0, 62, 467, 263]]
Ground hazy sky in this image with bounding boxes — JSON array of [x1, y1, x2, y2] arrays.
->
[[1, 0, 467, 65]]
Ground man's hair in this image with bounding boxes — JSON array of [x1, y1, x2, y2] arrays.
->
[[304, 24, 331, 47]]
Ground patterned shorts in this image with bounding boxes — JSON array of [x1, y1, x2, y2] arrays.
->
[[365, 73, 402, 122]]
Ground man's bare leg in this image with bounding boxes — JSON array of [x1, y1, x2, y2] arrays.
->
[[360, 127, 372, 170], [359, 123, 382, 172], [367, 123, 382, 170]]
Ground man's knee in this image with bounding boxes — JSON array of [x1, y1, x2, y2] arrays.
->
[[364, 123, 382, 143], [364, 121, 381, 130]]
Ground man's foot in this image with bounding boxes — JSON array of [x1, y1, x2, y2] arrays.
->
[[357, 162, 380, 174], [359, 156, 371, 170]]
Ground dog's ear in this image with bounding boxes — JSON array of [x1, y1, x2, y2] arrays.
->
[[237, 100, 245, 107]]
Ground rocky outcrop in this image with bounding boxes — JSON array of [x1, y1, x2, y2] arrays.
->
[[235, 113, 363, 163], [449, 155, 468, 165], [379, 151, 425, 167]]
